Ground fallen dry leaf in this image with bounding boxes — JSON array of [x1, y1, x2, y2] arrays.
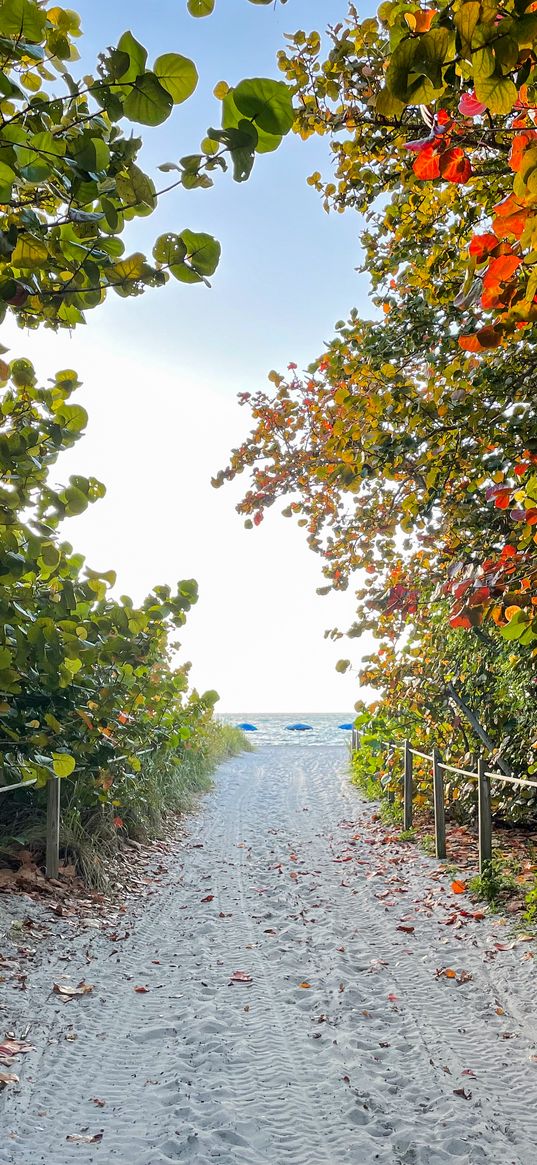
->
[[436, 968, 457, 980], [387, 993, 398, 1002], [451, 881, 466, 895], [134, 986, 149, 993], [92, 1098, 106, 1108], [66, 1133, 103, 1144], [396, 925, 415, 934], [453, 1087, 472, 1100], [201, 895, 214, 904], [229, 971, 253, 985], [0, 1040, 34, 1059], [298, 981, 312, 989], [53, 981, 93, 999], [0, 1072, 19, 1087]]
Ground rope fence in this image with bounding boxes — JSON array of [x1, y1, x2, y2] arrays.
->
[[350, 728, 534, 874]]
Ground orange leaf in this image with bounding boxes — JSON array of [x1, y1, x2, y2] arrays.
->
[[451, 880, 466, 894], [437, 967, 457, 978], [483, 253, 522, 289], [509, 131, 537, 172], [493, 195, 527, 239], [413, 143, 441, 180], [415, 7, 435, 31], [469, 233, 498, 261], [458, 333, 483, 353], [298, 981, 312, 989]]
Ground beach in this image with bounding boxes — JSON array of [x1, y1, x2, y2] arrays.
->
[[2, 742, 537, 1164]]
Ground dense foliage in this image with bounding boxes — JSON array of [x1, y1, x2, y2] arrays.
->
[[0, 1, 295, 858], [219, 0, 537, 818]]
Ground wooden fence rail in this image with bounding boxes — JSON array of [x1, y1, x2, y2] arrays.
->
[[0, 746, 154, 881], [350, 728, 537, 875], [0, 776, 59, 878]]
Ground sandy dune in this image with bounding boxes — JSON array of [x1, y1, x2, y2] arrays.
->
[[2, 743, 537, 1164]]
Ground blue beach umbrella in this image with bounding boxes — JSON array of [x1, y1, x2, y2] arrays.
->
[[338, 723, 354, 730], [285, 723, 312, 731], [236, 722, 257, 731]]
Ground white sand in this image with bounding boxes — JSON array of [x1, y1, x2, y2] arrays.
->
[[2, 743, 537, 1164]]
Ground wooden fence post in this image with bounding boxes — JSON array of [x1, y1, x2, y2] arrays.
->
[[403, 740, 413, 831], [432, 747, 446, 860], [46, 776, 60, 880], [478, 756, 493, 875]]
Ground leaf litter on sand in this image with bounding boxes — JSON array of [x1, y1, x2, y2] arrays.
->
[[229, 971, 253, 985], [66, 1133, 103, 1143], [0, 1072, 19, 1087], [53, 981, 94, 999], [0, 1039, 34, 1064]]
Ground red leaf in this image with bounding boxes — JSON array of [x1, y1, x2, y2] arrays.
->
[[458, 91, 487, 117], [468, 586, 490, 607], [413, 143, 441, 180], [439, 147, 472, 184], [201, 894, 214, 903], [134, 986, 149, 993], [396, 924, 415, 933], [450, 614, 472, 629], [229, 971, 253, 984], [113, 816, 124, 829]]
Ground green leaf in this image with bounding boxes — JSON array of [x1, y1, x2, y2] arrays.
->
[[222, 91, 281, 154], [454, 2, 481, 53], [153, 233, 188, 265], [52, 752, 76, 778], [187, 0, 215, 13], [0, 0, 46, 41], [178, 229, 221, 277], [375, 87, 405, 117], [54, 403, 89, 433], [153, 53, 198, 104], [0, 647, 13, 669], [474, 73, 518, 114], [233, 77, 294, 136], [11, 236, 48, 267], [116, 30, 147, 83], [385, 38, 437, 103], [123, 72, 173, 126]]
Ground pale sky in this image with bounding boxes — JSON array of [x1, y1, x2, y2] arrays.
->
[[5, 0, 377, 713]]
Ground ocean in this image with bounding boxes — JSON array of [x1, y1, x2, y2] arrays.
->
[[220, 712, 355, 747]]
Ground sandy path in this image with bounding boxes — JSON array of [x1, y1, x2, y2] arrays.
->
[[2, 743, 537, 1164]]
